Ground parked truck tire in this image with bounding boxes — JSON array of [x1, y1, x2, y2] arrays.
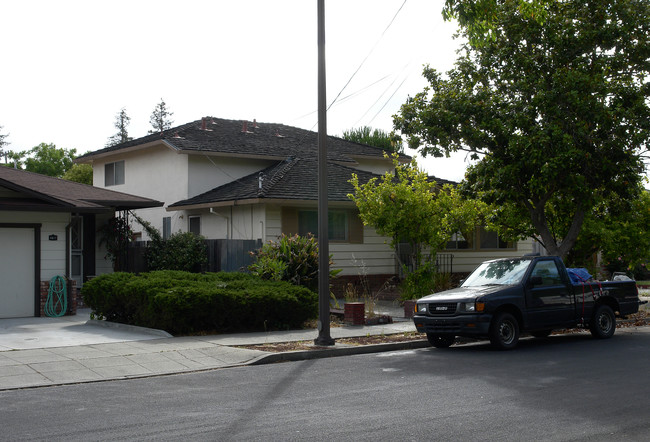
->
[[427, 333, 455, 348], [489, 312, 520, 350], [589, 305, 616, 339]]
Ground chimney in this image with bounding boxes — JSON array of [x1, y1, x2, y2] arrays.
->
[[253, 119, 259, 129], [242, 121, 248, 133], [201, 118, 207, 130]]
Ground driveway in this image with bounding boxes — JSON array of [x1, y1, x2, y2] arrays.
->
[[0, 309, 170, 351]]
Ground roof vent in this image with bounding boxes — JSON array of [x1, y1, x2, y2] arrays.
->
[[201, 118, 207, 130], [258, 172, 264, 190], [274, 129, 285, 138], [253, 119, 260, 129]]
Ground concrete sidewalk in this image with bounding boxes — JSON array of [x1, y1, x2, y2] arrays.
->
[[0, 305, 423, 391]]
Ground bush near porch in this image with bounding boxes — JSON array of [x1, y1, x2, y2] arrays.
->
[[81, 271, 317, 335]]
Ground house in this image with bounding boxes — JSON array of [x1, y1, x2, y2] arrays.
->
[[76, 116, 534, 292], [0, 166, 162, 318]]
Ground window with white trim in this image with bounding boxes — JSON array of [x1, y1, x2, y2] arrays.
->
[[104, 161, 125, 186]]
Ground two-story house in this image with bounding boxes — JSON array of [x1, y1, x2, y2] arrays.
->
[[76, 116, 533, 292]]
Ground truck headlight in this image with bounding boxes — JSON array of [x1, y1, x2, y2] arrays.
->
[[416, 303, 427, 313], [460, 302, 485, 313]]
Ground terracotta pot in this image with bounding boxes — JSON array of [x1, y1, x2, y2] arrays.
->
[[344, 302, 365, 325]]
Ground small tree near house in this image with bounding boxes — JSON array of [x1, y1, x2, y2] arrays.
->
[[348, 154, 486, 299]]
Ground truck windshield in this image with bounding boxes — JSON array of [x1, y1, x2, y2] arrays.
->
[[462, 259, 532, 287]]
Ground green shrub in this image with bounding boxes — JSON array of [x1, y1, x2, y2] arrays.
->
[[81, 271, 317, 335], [147, 232, 207, 272], [249, 233, 341, 291], [399, 261, 452, 301]]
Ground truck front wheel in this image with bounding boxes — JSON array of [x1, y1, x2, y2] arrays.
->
[[427, 333, 455, 348], [589, 305, 616, 339], [489, 312, 520, 350]]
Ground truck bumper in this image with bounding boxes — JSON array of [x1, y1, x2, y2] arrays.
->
[[413, 314, 492, 337]]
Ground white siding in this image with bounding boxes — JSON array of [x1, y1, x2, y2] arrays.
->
[[448, 239, 536, 273], [93, 145, 189, 239], [350, 157, 395, 175], [188, 155, 275, 197]]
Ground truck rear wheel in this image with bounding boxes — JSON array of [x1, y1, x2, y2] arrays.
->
[[427, 333, 455, 348], [489, 312, 520, 350], [589, 305, 616, 339]]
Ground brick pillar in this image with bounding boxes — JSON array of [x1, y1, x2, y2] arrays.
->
[[40, 278, 77, 317]]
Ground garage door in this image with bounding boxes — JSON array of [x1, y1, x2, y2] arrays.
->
[[0, 228, 35, 318]]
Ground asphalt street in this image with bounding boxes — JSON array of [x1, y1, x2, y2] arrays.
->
[[2, 328, 649, 441]]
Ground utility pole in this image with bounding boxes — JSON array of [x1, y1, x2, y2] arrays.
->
[[314, 0, 335, 346]]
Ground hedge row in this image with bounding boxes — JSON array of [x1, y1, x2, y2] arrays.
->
[[81, 271, 318, 335]]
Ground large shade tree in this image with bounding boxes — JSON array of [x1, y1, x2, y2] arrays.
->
[[395, 0, 649, 258]]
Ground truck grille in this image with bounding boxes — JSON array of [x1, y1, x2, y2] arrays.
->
[[424, 302, 457, 316]]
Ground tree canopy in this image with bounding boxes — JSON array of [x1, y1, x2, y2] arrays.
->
[[63, 163, 93, 185], [395, 0, 649, 258], [6, 143, 77, 178], [148, 98, 174, 134], [341, 126, 403, 153]]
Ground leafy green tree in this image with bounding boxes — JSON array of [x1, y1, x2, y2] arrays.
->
[[148, 98, 174, 134], [342, 126, 403, 153], [348, 155, 486, 279], [442, 0, 553, 45], [106, 108, 133, 147], [568, 189, 650, 272], [395, 0, 649, 259], [63, 163, 93, 185], [11, 143, 77, 177]]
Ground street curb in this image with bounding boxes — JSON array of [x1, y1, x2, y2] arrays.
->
[[85, 319, 173, 338], [249, 339, 431, 365]]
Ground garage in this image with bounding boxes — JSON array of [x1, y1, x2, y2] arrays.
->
[[0, 166, 162, 318], [0, 226, 37, 318]]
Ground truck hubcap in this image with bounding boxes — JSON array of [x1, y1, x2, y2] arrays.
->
[[499, 321, 515, 344]]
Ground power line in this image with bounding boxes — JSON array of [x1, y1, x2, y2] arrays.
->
[[326, 0, 408, 112]]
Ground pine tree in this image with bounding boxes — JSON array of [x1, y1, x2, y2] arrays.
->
[[0, 125, 9, 161], [148, 98, 174, 134], [106, 108, 133, 147]]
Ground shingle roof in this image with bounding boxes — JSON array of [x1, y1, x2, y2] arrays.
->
[[0, 166, 163, 212], [168, 158, 381, 209], [76, 116, 407, 164]]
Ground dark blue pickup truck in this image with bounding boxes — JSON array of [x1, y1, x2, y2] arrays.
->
[[413, 255, 641, 350]]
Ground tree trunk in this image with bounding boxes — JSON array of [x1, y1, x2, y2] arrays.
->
[[528, 202, 586, 260]]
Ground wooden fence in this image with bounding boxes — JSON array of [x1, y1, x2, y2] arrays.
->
[[126, 239, 263, 273]]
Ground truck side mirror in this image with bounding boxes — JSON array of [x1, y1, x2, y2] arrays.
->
[[530, 276, 543, 286]]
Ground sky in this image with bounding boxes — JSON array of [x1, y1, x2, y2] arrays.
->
[[0, 0, 472, 182]]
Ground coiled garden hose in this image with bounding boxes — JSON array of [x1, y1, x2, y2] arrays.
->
[[45, 275, 67, 317]]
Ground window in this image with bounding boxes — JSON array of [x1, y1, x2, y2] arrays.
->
[[446, 231, 474, 250], [530, 260, 563, 286], [189, 216, 201, 235], [298, 210, 348, 241], [446, 227, 515, 251], [479, 227, 514, 250], [163, 217, 171, 240], [104, 161, 125, 186]]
